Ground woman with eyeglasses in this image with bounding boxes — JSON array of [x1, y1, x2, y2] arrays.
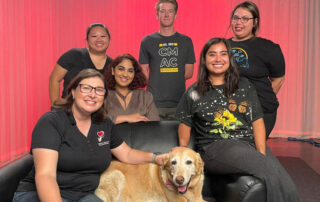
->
[[104, 54, 160, 124], [49, 23, 113, 107], [228, 1, 285, 138], [13, 69, 167, 202]]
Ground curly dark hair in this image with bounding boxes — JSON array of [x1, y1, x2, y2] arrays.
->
[[196, 38, 240, 97], [105, 54, 147, 90], [53, 69, 108, 122]]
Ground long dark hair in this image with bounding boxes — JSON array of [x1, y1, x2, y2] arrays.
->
[[105, 53, 147, 90], [54, 69, 108, 122], [196, 38, 239, 97]]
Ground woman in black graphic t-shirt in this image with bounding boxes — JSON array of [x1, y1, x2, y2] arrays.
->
[[228, 1, 285, 138], [176, 38, 298, 202]]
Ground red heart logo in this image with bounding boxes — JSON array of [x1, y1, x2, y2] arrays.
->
[[97, 131, 104, 137]]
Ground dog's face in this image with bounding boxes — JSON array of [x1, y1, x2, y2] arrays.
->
[[162, 147, 204, 194]]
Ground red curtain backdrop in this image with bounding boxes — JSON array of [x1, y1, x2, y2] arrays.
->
[[1, 0, 319, 167]]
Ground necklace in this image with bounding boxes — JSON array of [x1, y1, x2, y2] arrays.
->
[[115, 89, 132, 109]]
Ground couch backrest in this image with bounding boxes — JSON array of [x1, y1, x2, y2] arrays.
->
[[114, 121, 195, 153]]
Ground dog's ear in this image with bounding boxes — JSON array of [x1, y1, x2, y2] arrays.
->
[[195, 152, 204, 175], [161, 153, 170, 169]]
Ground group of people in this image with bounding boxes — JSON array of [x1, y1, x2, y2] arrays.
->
[[13, 0, 299, 202]]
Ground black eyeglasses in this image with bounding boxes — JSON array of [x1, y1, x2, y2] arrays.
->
[[78, 84, 106, 96], [232, 15, 254, 23]]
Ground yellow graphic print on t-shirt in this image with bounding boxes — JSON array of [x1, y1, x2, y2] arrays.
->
[[210, 109, 243, 139]]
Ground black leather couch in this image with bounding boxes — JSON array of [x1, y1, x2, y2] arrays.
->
[[0, 121, 266, 202]]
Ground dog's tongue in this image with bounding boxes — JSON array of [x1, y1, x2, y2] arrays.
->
[[178, 184, 188, 193]]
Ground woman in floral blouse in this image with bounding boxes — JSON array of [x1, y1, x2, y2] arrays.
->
[[176, 38, 299, 202]]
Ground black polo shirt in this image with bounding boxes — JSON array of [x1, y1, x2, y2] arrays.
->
[[16, 109, 123, 200]]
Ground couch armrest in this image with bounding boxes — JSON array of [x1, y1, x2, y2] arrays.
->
[[0, 155, 33, 202], [203, 174, 266, 202]]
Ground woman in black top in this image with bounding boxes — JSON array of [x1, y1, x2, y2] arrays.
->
[[228, 1, 285, 138], [176, 38, 299, 202], [14, 69, 167, 202], [49, 23, 113, 106]]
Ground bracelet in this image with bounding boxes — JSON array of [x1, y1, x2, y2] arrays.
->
[[152, 152, 162, 163]]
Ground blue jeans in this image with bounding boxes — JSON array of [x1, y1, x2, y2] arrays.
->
[[13, 191, 103, 202]]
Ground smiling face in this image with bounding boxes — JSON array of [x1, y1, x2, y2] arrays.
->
[[87, 26, 110, 53], [72, 76, 105, 116], [112, 59, 135, 89], [157, 2, 177, 28], [162, 147, 204, 194], [205, 42, 230, 83], [231, 7, 256, 41]]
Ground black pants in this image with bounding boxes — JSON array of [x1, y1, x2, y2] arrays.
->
[[264, 110, 277, 139], [200, 140, 299, 202]]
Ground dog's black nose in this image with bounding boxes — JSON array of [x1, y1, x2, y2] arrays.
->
[[175, 176, 185, 185]]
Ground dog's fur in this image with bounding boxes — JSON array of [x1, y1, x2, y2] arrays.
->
[[95, 147, 206, 202]]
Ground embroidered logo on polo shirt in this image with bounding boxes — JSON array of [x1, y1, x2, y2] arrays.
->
[[97, 131, 105, 142]]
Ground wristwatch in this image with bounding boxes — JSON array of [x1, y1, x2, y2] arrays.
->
[[152, 152, 162, 163]]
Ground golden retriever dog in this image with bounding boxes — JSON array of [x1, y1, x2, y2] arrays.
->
[[95, 147, 206, 202]]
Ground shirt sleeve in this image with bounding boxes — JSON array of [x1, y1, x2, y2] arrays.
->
[[138, 37, 149, 64], [267, 43, 285, 78], [185, 37, 196, 64], [144, 91, 160, 121], [109, 121, 124, 149], [247, 83, 264, 122], [31, 112, 63, 151], [175, 87, 196, 127], [57, 48, 78, 71]]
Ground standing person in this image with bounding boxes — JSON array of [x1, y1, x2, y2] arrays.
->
[[49, 23, 113, 106], [105, 54, 160, 124], [228, 1, 285, 138], [13, 69, 167, 202], [176, 38, 299, 202], [139, 0, 196, 120]]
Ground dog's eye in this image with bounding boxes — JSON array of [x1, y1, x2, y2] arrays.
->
[[186, 160, 192, 165], [171, 160, 177, 165]]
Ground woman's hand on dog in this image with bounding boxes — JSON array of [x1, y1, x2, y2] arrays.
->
[[155, 153, 169, 166]]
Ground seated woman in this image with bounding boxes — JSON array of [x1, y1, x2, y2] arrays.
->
[[176, 38, 299, 202], [13, 69, 167, 202], [105, 54, 160, 124]]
